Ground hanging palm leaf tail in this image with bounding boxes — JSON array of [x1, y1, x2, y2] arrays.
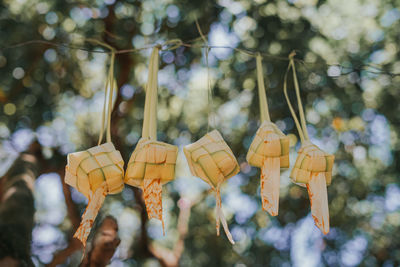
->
[[124, 47, 178, 234], [283, 51, 334, 234], [246, 53, 290, 216], [65, 49, 125, 247]]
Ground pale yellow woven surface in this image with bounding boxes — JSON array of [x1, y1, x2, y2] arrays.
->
[[246, 121, 289, 168], [183, 130, 240, 188], [290, 141, 334, 186], [65, 142, 124, 197], [124, 138, 178, 187]]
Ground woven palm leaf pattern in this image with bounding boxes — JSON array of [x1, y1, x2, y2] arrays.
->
[[125, 138, 178, 187], [247, 121, 289, 168], [125, 138, 178, 231], [290, 141, 334, 186], [183, 130, 239, 188]]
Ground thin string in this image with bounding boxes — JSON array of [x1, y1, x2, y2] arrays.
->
[[98, 67, 109, 145], [256, 53, 271, 123], [162, 39, 183, 51], [289, 52, 309, 140], [97, 42, 116, 145], [283, 51, 305, 143], [3, 39, 399, 77], [106, 52, 115, 143], [205, 47, 215, 131], [196, 20, 215, 131]]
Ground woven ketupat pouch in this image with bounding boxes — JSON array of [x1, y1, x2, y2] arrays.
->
[[283, 51, 335, 234], [65, 143, 124, 245], [247, 121, 289, 216], [184, 130, 239, 244]]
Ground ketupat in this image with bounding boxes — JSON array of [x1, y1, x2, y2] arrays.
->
[[65, 143, 124, 198], [124, 46, 178, 233], [183, 45, 239, 244], [290, 141, 334, 186], [283, 51, 335, 234], [125, 139, 178, 232], [247, 121, 289, 216], [65, 143, 124, 245], [125, 139, 177, 187], [246, 54, 290, 216], [64, 49, 124, 247], [184, 130, 239, 244]]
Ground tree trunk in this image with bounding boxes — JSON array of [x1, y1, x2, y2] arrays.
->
[[0, 144, 41, 266], [80, 216, 120, 267]]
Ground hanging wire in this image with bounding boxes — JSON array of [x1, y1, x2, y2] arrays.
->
[[1, 37, 400, 77]]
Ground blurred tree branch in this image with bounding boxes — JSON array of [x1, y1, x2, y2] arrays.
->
[[79, 216, 120, 267], [0, 142, 42, 266], [150, 197, 193, 267], [47, 169, 82, 267], [0, 140, 75, 266]]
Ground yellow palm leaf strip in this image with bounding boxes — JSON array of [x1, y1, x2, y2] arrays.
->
[[214, 186, 235, 244], [283, 51, 305, 143], [85, 38, 115, 146], [143, 178, 165, 234], [73, 182, 107, 247], [306, 172, 330, 234], [97, 73, 109, 145], [105, 52, 116, 144], [98, 50, 115, 145], [148, 47, 159, 140], [256, 53, 271, 123], [289, 54, 309, 140], [142, 47, 160, 140], [260, 157, 280, 216]]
